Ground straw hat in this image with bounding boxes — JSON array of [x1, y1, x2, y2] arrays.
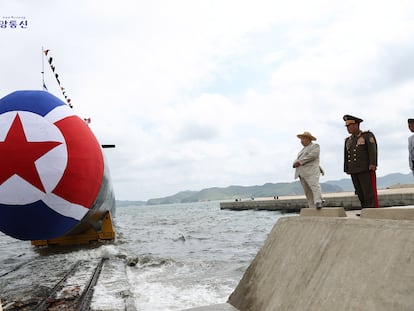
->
[[297, 131, 316, 141]]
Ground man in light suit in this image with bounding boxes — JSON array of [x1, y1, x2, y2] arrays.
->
[[293, 131, 324, 209]]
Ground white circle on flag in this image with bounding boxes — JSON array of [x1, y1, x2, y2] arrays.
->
[[0, 111, 67, 204]]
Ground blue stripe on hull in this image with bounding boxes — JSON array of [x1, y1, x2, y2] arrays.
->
[[0, 201, 78, 240]]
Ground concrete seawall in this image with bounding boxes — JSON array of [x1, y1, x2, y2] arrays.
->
[[220, 186, 414, 211], [227, 212, 414, 311], [183, 208, 414, 311]]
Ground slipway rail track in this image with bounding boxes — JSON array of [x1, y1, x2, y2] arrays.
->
[[0, 257, 32, 279], [1, 257, 107, 311]]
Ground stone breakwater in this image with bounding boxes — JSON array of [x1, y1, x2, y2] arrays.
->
[[227, 211, 414, 311], [183, 206, 414, 311], [219, 186, 414, 212]]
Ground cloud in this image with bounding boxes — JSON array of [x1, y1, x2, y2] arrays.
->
[[1, 0, 414, 200]]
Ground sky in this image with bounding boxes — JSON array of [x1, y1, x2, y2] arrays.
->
[[1, 0, 414, 201]]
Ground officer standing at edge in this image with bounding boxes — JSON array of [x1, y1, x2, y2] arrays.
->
[[343, 115, 379, 208], [408, 118, 414, 176]]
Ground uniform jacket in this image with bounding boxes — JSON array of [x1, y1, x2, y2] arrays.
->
[[294, 143, 322, 179], [409, 134, 414, 171], [344, 130, 377, 174]]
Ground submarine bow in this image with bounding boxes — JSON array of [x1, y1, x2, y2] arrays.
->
[[0, 90, 115, 241]]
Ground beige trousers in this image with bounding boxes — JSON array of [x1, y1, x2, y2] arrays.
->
[[299, 175, 322, 208]]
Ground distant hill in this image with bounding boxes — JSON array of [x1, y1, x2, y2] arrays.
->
[[325, 172, 414, 191], [144, 172, 414, 205], [146, 182, 342, 205]]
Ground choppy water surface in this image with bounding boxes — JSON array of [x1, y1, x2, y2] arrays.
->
[[0, 201, 284, 310]]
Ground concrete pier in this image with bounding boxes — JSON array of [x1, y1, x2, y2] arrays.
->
[[183, 207, 414, 311], [220, 186, 414, 211], [227, 211, 414, 311]]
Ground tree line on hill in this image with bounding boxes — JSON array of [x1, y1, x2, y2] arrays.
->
[[116, 172, 413, 206]]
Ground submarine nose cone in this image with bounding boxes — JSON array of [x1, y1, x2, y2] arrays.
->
[[0, 90, 104, 240]]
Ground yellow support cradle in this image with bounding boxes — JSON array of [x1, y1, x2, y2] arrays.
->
[[31, 211, 115, 247]]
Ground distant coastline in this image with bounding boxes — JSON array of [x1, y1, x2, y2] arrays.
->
[[116, 172, 414, 206]]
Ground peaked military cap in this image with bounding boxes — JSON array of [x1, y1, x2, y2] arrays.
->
[[343, 114, 363, 126], [408, 118, 414, 123]]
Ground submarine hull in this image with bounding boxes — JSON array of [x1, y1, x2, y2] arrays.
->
[[0, 90, 115, 241]]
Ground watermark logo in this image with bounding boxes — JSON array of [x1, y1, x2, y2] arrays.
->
[[1, 16, 28, 29]]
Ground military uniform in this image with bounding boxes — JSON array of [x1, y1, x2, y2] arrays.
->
[[343, 115, 378, 208], [408, 119, 414, 175]]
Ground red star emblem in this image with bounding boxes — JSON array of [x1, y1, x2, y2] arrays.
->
[[0, 113, 62, 192]]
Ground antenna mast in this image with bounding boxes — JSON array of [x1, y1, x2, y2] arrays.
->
[[41, 48, 73, 108], [41, 47, 47, 91]]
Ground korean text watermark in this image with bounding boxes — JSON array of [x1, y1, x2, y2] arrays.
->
[[1, 16, 28, 29]]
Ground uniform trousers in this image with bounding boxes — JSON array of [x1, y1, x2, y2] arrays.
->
[[350, 171, 376, 208], [299, 175, 322, 208]]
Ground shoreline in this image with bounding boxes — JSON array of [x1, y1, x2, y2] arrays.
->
[[220, 186, 414, 211]]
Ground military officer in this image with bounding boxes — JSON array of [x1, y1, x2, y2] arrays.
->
[[343, 115, 378, 208], [408, 118, 414, 175]]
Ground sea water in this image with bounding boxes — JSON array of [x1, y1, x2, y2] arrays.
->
[[0, 201, 283, 310]]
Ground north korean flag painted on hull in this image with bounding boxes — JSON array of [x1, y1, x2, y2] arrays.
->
[[0, 91, 104, 240]]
